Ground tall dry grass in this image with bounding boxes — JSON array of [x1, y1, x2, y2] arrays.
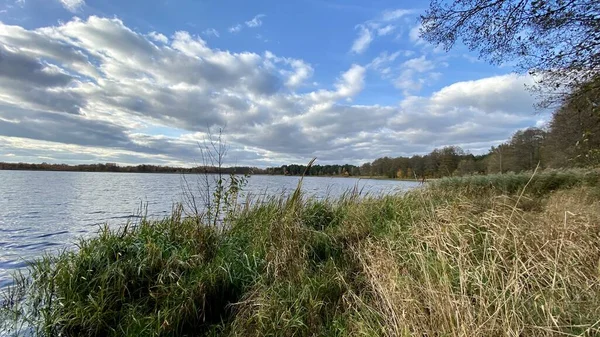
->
[[352, 187, 600, 336]]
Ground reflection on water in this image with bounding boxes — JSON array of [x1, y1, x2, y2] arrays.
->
[[0, 170, 418, 287]]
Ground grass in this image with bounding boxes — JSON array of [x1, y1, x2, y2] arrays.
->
[[432, 168, 600, 196], [2, 169, 600, 336]]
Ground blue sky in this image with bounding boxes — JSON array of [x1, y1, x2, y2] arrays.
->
[[0, 0, 547, 167]]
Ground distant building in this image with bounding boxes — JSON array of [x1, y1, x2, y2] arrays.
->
[[105, 163, 118, 167]]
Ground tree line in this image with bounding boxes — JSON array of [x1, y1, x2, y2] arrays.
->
[[0, 162, 258, 175], [263, 164, 360, 177], [0, 161, 360, 177]]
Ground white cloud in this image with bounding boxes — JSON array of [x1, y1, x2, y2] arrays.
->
[[368, 52, 443, 94], [202, 28, 220, 38], [350, 8, 414, 54], [368, 51, 400, 76], [429, 74, 536, 112], [228, 14, 266, 34], [377, 25, 395, 36], [381, 9, 414, 21], [148, 31, 168, 44], [394, 56, 439, 94], [264, 51, 314, 88], [228, 24, 242, 33], [306, 64, 366, 107], [350, 25, 373, 54], [59, 0, 85, 12], [387, 74, 542, 150], [335, 64, 366, 98], [0, 17, 543, 166], [394, 71, 440, 94], [409, 24, 424, 44], [245, 14, 265, 28], [402, 56, 435, 72]]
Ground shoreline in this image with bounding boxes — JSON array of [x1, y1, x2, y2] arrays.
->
[[0, 169, 422, 181]]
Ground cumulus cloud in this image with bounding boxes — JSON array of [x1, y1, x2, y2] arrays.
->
[[265, 51, 314, 88], [147, 31, 168, 43], [388, 74, 541, 147], [59, 0, 85, 12], [0, 17, 544, 166], [335, 64, 366, 98], [429, 74, 536, 113]]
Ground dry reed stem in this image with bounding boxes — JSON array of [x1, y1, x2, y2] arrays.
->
[[352, 187, 600, 336]]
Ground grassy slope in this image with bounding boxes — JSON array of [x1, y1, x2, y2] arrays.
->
[[2, 169, 600, 336]]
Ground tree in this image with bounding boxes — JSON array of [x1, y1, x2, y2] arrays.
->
[[410, 155, 426, 178], [438, 146, 465, 176], [423, 150, 439, 178], [420, 0, 600, 103], [456, 158, 477, 176], [545, 78, 600, 166], [360, 162, 372, 176], [487, 144, 512, 174], [509, 127, 546, 171]]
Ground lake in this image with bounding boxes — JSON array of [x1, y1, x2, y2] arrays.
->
[[0, 170, 418, 287]]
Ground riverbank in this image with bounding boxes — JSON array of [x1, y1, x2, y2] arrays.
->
[[2, 169, 599, 336], [0, 167, 399, 181]]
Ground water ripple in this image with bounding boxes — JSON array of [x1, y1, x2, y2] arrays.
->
[[0, 171, 418, 288], [34, 230, 69, 239]]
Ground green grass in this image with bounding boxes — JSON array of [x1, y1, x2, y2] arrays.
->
[[2, 169, 600, 336]]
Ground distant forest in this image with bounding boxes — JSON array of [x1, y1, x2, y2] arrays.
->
[[0, 162, 257, 175], [2, 78, 598, 178]]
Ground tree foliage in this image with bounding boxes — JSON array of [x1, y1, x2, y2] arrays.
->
[[360, 146, 485, 179], [544, 77, 600, 166], [421, 0, 600, 100]]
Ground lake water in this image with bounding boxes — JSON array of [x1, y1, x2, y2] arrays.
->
[[0, 170, 418, 287]]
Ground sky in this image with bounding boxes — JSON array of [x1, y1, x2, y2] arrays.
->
[[0, 0, 548, 167]]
